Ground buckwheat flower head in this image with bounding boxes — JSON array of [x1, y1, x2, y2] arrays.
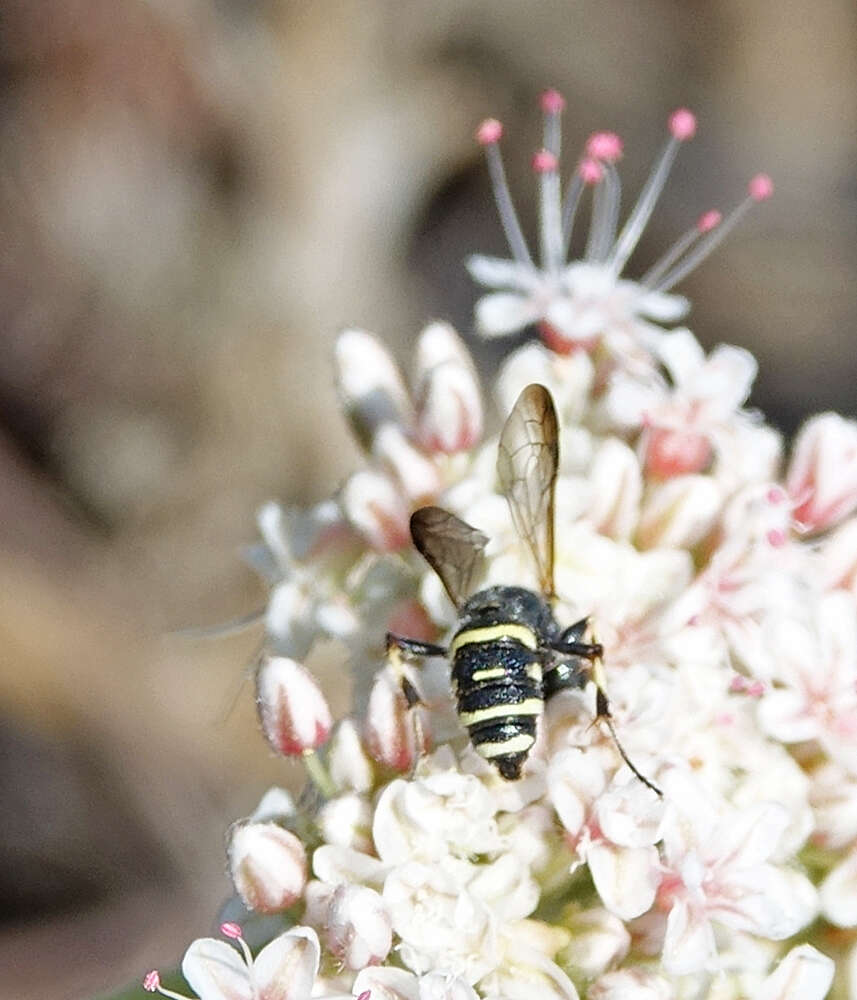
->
[[145, 96, 857, 1000]]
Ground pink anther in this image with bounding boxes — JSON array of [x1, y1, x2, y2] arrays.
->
[[668, 108, 697, 141], [578, 157, 604, 185], [585, 131, 623, 163], [766, 528, 787, 548], [540, 88, 566, 114], [356, 992, 372, 1000], [696, 209, 722, 233], [220, 921, 243, 940], [729, 675, 747, 693], [143, 971, 161, 992], [532, 149, 559, 173], [748, 173, 774, 201], [476, 118, 503, 145], [767, 486, 786, 504]]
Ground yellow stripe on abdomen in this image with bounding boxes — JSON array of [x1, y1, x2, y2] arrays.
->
[[458, 698, 543, 726], [470, 666, 507, 682], [475, 733, 536, 758], [450, 623, 537, 655]]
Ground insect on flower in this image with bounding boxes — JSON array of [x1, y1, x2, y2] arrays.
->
[[387, 383, 661, 792]]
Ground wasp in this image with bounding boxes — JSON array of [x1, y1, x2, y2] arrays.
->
[[386, 383, 660, 793]]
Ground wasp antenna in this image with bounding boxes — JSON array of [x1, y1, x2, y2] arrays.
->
[[600, 710, 662, 797]]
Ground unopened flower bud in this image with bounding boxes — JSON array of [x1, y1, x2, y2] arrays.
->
[[341, 470, 411, 551], [256, 654, 332, 756], [588, 439, 642, 541], [364, 668, 419, 772], [643, 426, 713, 479], [757, 945, 834, 1000], [327, 719, 374, 793], [325, 883, 392, 969], [414, 322, 482, 454], [589, 968, 674, 1000], [819, 517, 857, 597], [372, 425, 440, 502], [787, 412, 857, 534], [637, 475, 721, 549], [335, 328, 413, 448], [560, 908, 630, 980], [228, 821, 307, 914], [317, 793, 374, 852]]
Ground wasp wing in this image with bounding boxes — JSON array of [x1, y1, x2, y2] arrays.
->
[[410, 506, 488, 609], [497, 383, 559, 599]]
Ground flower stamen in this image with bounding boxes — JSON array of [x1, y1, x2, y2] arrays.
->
[[477, 118, 534, 268]]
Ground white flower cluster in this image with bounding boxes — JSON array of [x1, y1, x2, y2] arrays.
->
[[144, 95, 857, 1000]]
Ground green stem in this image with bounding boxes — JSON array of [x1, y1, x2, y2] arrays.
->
[[302, 749, 337, 799]]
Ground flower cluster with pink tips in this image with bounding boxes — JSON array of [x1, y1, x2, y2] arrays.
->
[[143, 92, 857, 1000]]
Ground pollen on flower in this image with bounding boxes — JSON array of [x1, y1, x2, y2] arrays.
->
[[578, 157, 604, 184], [585, 131, 624, 162], [476, 117, 503, 145], [668, 107, 697, 140], [696, 209, 722, 232], [540, 88, 566, 114], [749, 172, 774, 201], [532, 149, 558, 173]]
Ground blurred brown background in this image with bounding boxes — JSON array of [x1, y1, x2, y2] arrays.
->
[[0, 1, 854, 997]]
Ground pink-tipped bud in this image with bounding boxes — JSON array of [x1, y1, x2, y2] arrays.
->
[[364, 668, 419, 772], [220, 921, 243, 940], [585, 131, 623, 163], [335, 329, 412, 449], [668, 107, 697, 141], [643, 427, 713, 480], [325, 884, 392, 970], [341, 470, 411, 551], [532, 149, 558, 173], [787, 413, 857, 534], [476, 118, 503, 145], [327, 719, 374, 794], [748, 173, 774, 202], [229, 821, 308, 914], [256, 654, 332, 756], [697, 209, 722, 233], [540, 88, 566, 114], [579, 157, 604, 185], [372, 425, 440, 502], [143, 971, 161, 992], [413, 322, 482, 454]]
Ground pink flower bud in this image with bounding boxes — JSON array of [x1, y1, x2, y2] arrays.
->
[[372, 425, 441, 502], [341, 470, 411, 551], [324, 884, 392, 969], [256, 655, 332, 756], [819, 517, 857, 597], [643, 426, 713, 479], [787, 412, 857, 534], [415, 343, 483, 455], [327, 719, 374, 793], [335, 328, 413, 449], [228, 821, 307, 914], [364, 668, 419, 772]]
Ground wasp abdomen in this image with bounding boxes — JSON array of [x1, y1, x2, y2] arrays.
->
[[451, 629, 545, 780]]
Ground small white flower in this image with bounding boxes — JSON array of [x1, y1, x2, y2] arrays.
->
[[656, 770, 817, 975], [756, 944, 835, 1000], [787, 412, 857, 534]]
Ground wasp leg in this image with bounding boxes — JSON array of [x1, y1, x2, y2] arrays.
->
[[558, 617, 589, 644], [551, 638, 604, 660], [384, 633, 447, 777], [385, 632, 448, 659]]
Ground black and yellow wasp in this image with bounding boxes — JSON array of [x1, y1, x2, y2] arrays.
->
[[387, 383, 660, 792]]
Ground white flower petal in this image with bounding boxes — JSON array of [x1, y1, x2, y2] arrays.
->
[[182, 938, 252, 1000], [466, 255, 537, 291], [353, 967, 421, 1000], [253, 926, 319, 1000], [418, 972, 480, 1000], [587, 842, 660, 920], [820, 850, 857, 927], [635, 289, 690, 323], [661, 899, 716, 974], [756, 944, 835, 1000], [475, 293, 542, 337]]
